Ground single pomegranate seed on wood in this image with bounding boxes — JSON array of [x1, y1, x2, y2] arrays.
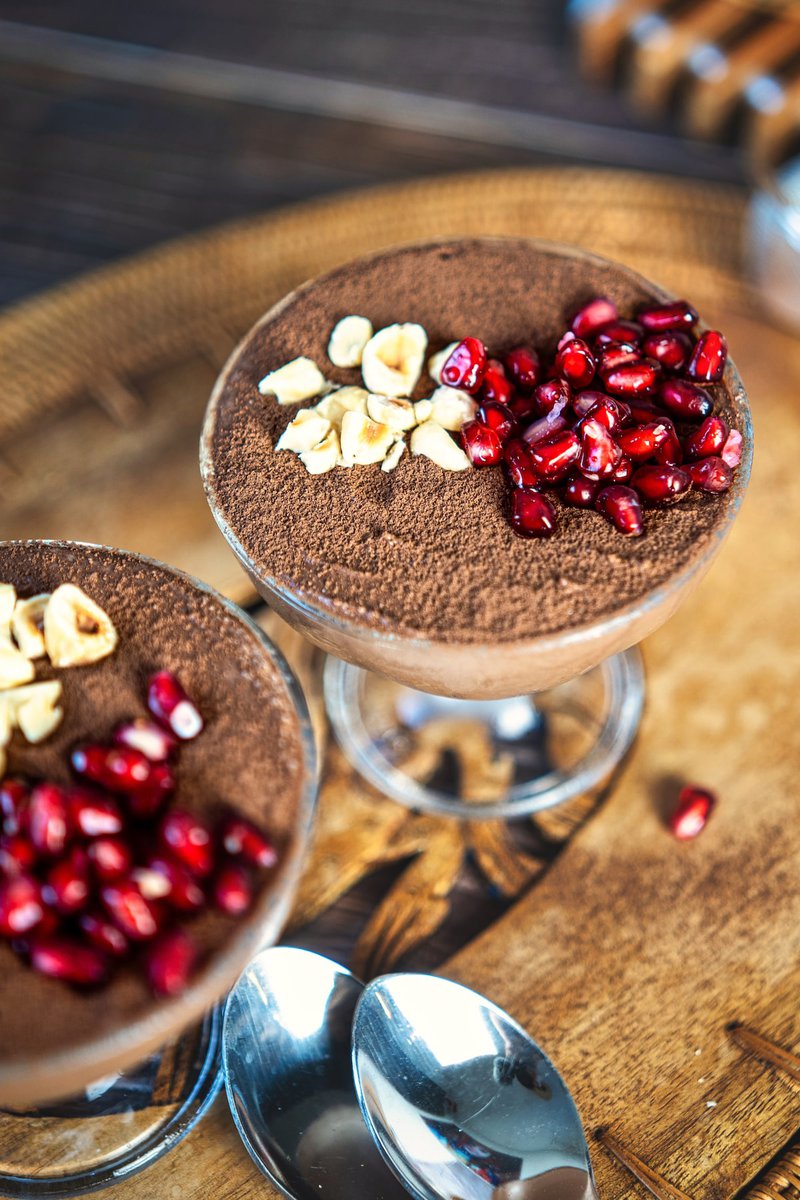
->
[[101, 878, 163, 940], [579, 416, 621, 480], [28, 784, 70, 858], [31, 937, 108, 987], [72, 744, 154, 793], [562, 475, 600, 507], [571, 389, 608, 420], [145, 927, 198, 998], [69, 789, 123, 838], [555, 336, 596, 389], [687, 330, 727, 382], [480, 359, 513, 407], [631, 465, 692, 506], [504, 345, 541, 393], [503, 439, 538, 489], [114, 718, 177, 763], [669, 786, 716, 839], [529, 429, 581, 482], [686, 456, 733, 493], [0, 834, 38, 875], [161, 810, 214, 877], [0, 780, 29, 836], [595, 486, 644, 536], [532, 378, 571, 417], [658, 379, 713, 422], [138, 855, 205, 912], [87, 836, 132, 882], [593, 318, 643, 346], [461, 420, 503, 466], [220, 816, 278, 869], [602, 361, 658, 397], [509, 489, 558, 538], [0, 874, 44, 936], [617, 421, 671, 462], [147, 671, 204, 741], [476, 402, 515, 443], [213, 862, 253, 916], [637, 299, 698, 332], [441, 337, 487, 393], [43, 847, 91, 915], [79, 911, 129, 958], [571, 296, 618, 339], [642, 330, 692, 372], [721, 429, 743, 468], [684, 415, 728, 461], [125, 763, 175, 820]]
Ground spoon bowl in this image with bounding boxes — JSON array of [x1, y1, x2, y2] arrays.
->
[[352, 973, 597, 1200], [222, 947, 407, 1200]]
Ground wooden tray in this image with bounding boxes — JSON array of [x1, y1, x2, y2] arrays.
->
[[1, 168, 799, 1198]]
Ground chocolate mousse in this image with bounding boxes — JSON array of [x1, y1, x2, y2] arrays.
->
[[204, 239, 749, 644], [0, 540, 310, 1105]]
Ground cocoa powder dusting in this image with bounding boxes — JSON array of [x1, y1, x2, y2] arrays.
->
[[0, 542, 307, 1072], [207, 240, 746, 642]]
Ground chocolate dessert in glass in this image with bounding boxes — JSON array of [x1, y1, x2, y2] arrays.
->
[[201, 238, 751, 819]]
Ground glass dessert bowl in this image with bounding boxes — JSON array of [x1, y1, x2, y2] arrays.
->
[[201, 238, 751, 819], [0, 540, 316, 1195]]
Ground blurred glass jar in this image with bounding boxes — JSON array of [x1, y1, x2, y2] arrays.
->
[[747, 153, 800, 331]]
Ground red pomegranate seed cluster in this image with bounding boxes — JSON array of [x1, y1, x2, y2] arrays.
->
[[0, 671, 276, 996], [440, 297, 741, 538]]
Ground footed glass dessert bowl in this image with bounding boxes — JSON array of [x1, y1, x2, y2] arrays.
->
[[201, 238, 751, 818], [0, 541, 316, 1195]]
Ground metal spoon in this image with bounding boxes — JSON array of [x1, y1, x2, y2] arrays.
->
[[352, 973, 598, 1200], [222, 947, 408, 1200]]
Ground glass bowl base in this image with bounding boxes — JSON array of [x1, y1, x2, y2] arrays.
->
[[0, 1008, 222, 1197], [324, 648, 645, 820]]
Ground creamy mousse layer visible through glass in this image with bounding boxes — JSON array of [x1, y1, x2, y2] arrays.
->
[[0, 541, 312, 1107], [202, 239, 751, 698]]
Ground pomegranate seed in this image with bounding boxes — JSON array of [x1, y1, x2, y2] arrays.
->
[[529, 429, 581, 482], [562, 475, 600, 507], [658, 380, 713, 422], [137, 855, 205, 913], [31, 937, 108, 987], [87, 836, 132, 882], [28, 784, 70, 858], [625, 400, 662, 424], [555, 336, 596, 389], [441, 337, 487, 394], [595, 486, 643, 536], [532, 378, 571, 418], [684, 415, 728, 461], [461, 420, 503, 466], [686, 456, 733, 493], [213, 862, 253, 916], [69, 788, 123, 838], [523, 413, 569, 446], [653, 423, 684, 467], [114, 718, 177, 763], [508, 393, 537, 423], [161, 810, 214, 877], [597, 342, 640, 372], [637, 300, 698, 332], [125, 763, 175, 820], [480, 359, 513, 407], [0, 874, 45, 936], [43, 847, 91, 915], [476, 402, 514, 444], [642, 330, 692, 372], [616, 421, 672, 462], [612, 456, 633, 483], [631, 465, 692, 506], [571, 389, 608, 420], [584, 396, 630, 434], [72, 744, 153, 793], [602, 361, 658, 397], [101, 878, 163, 941], [509, 489, 558, 538], [669, 786, 716, 840], [147, 671, 204, 741], [721, 429, 743, 468], [220, 816, 277, 869], [504, 345, 541, 393], [0, 834, 37, 875], [579, 416, 621, 480], [593, 319, 643, 346], [687, 330, 727, 382], [145, 927, 198, 998], [503, 439, 539, 489], [0, 780, 29, 836], [571, 296, 618, 339], [79, 911, 129, 958]]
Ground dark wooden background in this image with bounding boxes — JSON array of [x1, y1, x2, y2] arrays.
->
[[0, 0, 745, 309]]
